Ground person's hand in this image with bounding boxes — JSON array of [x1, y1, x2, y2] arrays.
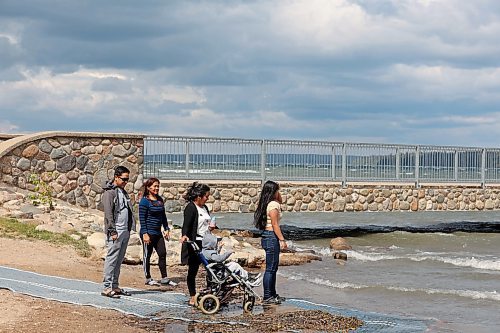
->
[[143, 233, 151, 245], [163, 230, 170, 241], [279, 240, 287, 250], [180, 235, 189, 243]]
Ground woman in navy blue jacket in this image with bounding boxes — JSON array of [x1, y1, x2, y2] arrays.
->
[[139, 177, 177, 286]]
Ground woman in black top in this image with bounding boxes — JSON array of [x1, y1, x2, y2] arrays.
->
[[179, 182, 213, 306]]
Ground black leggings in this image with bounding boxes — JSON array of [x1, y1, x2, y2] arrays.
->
[[187, 240, 202, 296], [141, 233, 167, 279]]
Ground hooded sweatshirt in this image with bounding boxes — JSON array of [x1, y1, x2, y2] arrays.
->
[[101, 181, 136, 237], [201, 233, 233, 263]]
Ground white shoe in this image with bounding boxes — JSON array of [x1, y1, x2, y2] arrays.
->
[[160, 278, 178, 286], [145, 278, 160, 286]]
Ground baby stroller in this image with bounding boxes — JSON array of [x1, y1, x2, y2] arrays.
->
[[187, 241, 261, 314]]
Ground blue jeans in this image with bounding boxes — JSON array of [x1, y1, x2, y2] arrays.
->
[[261, 230, 280, 299]]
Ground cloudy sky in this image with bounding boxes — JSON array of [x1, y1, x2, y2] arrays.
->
[[2, 0, 500, 147]]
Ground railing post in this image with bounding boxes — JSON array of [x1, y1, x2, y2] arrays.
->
[[185, 140, 190, 179], [481, 148, 486, 188], [260, 140, 266, 183], [342, 143, 347, 187], [332, 145, 336, 180], [396, 147, 400, 180], [415, 146, 420, 188], [144, 137, 150, 178], [454, 149, 459, 181]]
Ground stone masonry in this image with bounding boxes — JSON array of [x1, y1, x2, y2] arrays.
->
[[0, 133, 144, 209], [159, 182, 500, 213]]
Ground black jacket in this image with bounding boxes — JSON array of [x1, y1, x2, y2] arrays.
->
[[181, 201, 209, 265]]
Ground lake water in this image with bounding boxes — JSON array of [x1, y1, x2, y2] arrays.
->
[[172, 211, 500, 332]]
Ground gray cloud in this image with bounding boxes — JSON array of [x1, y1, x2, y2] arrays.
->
[[1, 0, 500, 147]]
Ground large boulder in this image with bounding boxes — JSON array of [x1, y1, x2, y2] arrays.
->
[[87, 232, 106, 249], [329, 237, 352, 250], [246, 250, 266, 268], [35, 224, 65, 233], [0, 193, 19, 204], [128, 232, 142, 246], [123, 245, 142, 265]]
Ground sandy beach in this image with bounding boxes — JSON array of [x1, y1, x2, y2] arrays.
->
[[0, 237, 362, 333]]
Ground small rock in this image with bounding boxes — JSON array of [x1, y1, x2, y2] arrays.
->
[[333, 251, 348, 260], [70, 234, 82, 241]]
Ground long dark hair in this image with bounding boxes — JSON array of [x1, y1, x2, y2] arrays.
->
[[183, 181, 210, 202], [141, 177, 162, 201], [254, 180, 280, 230]]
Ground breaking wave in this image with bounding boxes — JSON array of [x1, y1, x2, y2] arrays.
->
[[345, 250, 500, 271]]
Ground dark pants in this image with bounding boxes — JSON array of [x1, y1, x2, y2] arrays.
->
[[261, 230, 280, 300], [187, 240, 202, 296], [141, 233, 167, 279]]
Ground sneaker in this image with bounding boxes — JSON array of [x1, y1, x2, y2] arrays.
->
[[275, 294, 286, 302], [263, 297, 281, 305], [145, 278, 160, 286], [160, 277, 178, 286]]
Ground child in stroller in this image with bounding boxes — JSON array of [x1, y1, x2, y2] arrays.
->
[[202, 233, 262, 286], [187, 234, 262, 314]]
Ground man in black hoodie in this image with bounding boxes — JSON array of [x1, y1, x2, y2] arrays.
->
[[101, 165, 136, 298]]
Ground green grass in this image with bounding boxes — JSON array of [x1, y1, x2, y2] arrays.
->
[[0, 217, 92, 257]]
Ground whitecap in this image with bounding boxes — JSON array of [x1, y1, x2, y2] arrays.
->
[[289, 242, 332, 256], [344, 250, 400, 262], [279, 272, 368, 290], [346, 250, 500, 271], [420, 255, 500, 271], [387, 286, 500, 302]]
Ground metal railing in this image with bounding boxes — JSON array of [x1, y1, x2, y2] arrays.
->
[[144, 136, 500, 186]]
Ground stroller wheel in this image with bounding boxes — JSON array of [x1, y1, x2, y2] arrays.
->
[[199, 294, 220, 315], [243, 296, 255, 313]]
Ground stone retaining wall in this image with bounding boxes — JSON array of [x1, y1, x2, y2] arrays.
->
[[159, 181, 500, 213], [0, 132, 144, 208]]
